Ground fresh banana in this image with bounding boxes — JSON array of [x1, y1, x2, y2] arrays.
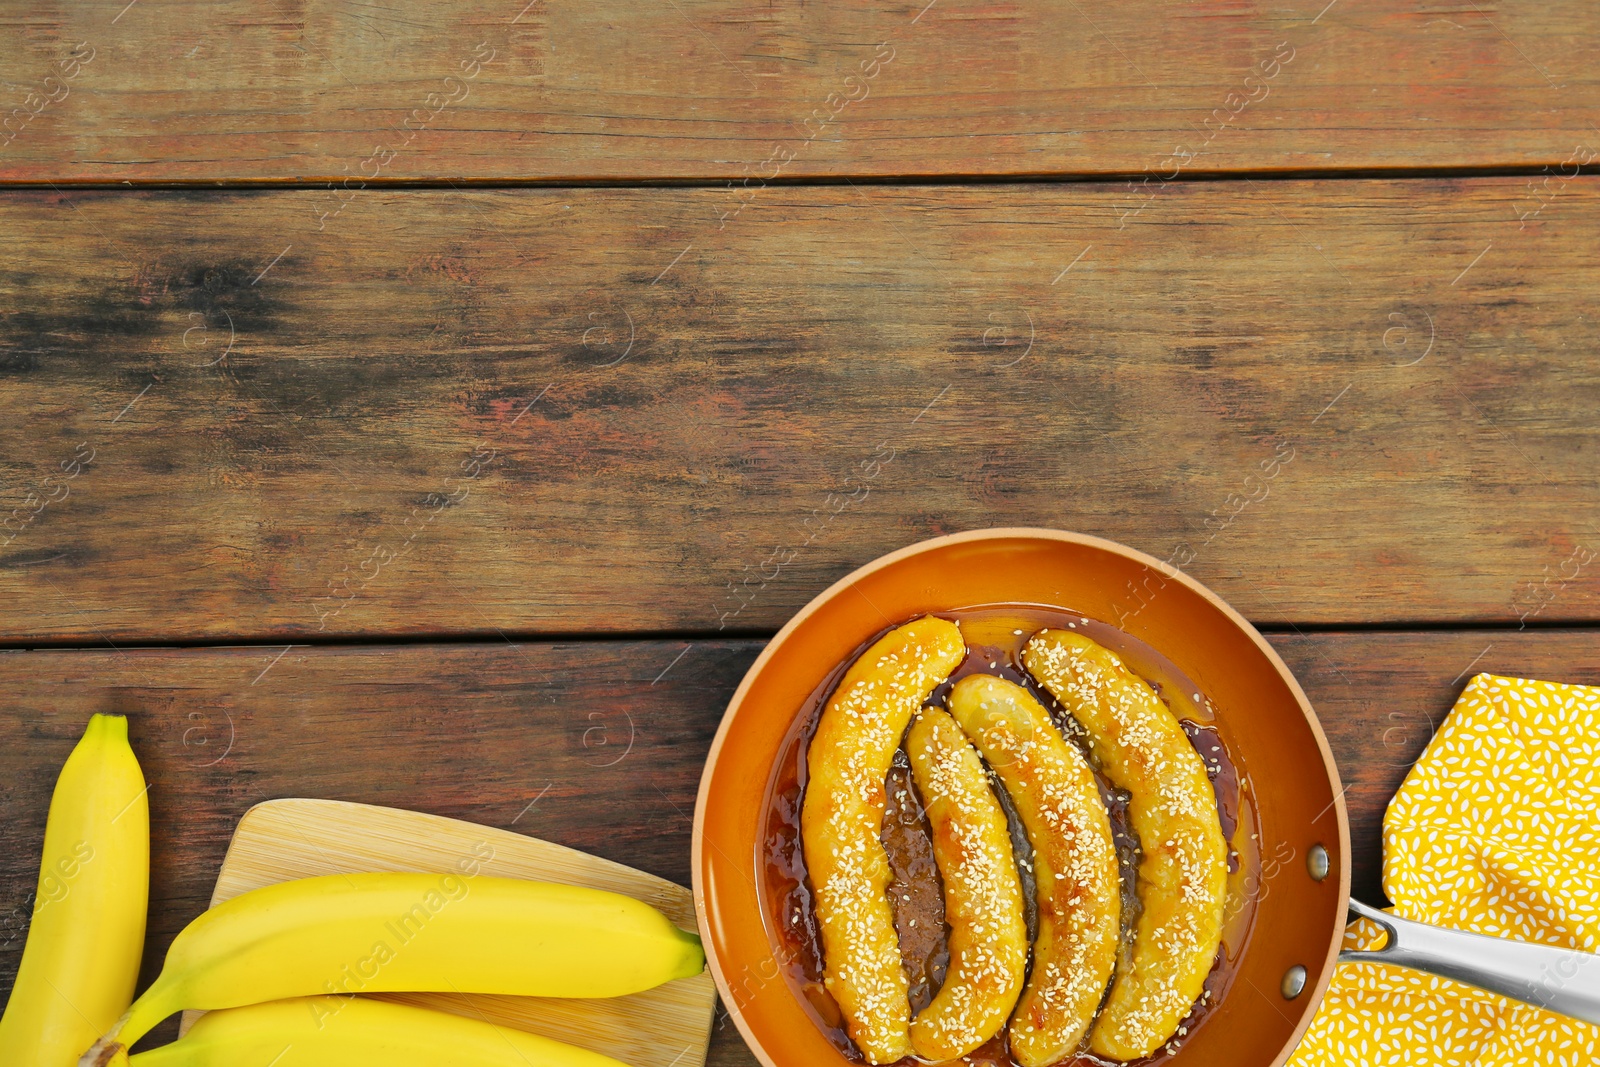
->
[[83, 872, 704, 1065], [129, 995, 628, 1067], [0, 714, 149, 1067]]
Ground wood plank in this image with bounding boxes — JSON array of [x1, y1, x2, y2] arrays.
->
[[1, 631, 1597, 1060], [0, 1, 1596, 182], [2, 180, 1597, 639]]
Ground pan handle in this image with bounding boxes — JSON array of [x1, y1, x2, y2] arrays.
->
[[1340, 898, 1600, 1025]]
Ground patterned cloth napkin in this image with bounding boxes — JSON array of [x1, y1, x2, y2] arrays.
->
[[1289, 673, 1600, 1066]]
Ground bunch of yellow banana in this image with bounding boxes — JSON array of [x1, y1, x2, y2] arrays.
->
[[0, 714, 148, 1067], [129, 995, 629, 1067], [83, 871, 705, 1064], [0, 715, 705, 1067]]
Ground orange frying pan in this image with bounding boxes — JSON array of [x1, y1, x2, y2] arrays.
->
[[692, 529, 1600, 1067]]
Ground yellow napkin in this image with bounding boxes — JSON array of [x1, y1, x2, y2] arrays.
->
[[1289, 673, 1600, 1066]]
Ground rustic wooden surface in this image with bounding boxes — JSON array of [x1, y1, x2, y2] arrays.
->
[[0, 632, 1596, 1060], [1, 1, 1598, 182], [2, 179, 1598, 641], [3, 3, 1598, 1062]]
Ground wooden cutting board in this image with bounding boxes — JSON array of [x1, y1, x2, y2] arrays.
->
[[181, 798, 716, 1067]]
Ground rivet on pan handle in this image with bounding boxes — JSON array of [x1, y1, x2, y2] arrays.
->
[[1340, 898, 1600, 1025]]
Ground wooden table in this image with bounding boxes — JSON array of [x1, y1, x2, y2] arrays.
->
[[3, 1, 1598, 1058]]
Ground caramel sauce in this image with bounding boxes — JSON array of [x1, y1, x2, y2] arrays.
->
[[759, 605, 1259, 1066]]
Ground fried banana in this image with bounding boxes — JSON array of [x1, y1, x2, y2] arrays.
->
[[905, 706, 1028, 1062], [946, 674, 1120, 1067], [1023, 630, 1229, 1061], [801, 615, 967, 1064]]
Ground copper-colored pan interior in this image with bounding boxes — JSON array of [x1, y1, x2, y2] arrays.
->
[[694, 529, 1351, 1067]]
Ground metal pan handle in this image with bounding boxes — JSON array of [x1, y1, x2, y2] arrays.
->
[[1340, 898, 1600, 1025]]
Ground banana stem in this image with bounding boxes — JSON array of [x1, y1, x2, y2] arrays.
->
[[79, 984, 177, 1067], [83, 1039, 128, 1067], [78, 1007, 129, 1067]]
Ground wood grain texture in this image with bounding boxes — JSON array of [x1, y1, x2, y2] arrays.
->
[[2, 180, 1597, 639], [0, 0, 1596, 183], [1, 632, 1597, 1063], [187, 798, 715, 1067]]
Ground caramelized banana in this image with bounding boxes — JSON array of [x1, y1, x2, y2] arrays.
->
[[905, 706, 1028, 1061], [1024, 630, 1228, 1061], [947, 674, 1120, 1067], [801, 616, 967, 1064]]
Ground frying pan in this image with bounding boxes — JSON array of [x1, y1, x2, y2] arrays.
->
[[692, 529, 1600, 1067]]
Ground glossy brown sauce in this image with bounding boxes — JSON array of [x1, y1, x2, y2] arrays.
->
[[760, 605, 1260, 1066]]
